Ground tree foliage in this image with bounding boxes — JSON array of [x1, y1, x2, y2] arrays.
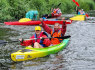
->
[[0, 0, 95, 22]]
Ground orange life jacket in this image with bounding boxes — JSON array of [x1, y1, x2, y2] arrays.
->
[[51, 29, 62, 45]]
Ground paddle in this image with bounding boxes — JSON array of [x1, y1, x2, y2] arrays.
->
[[56, 3, 61, 8], [72, 0, 79, 7], [52, 3, 61, 9], [0, 35, 71, 44], [0, 40, 19, 44], [24, 35, 71, 40], [72, 0, 89, 17]]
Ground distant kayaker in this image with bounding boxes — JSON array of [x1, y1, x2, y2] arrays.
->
[[19, 26, 51, 48], [40, 18, 66, 45], [25, 10, 38, 20], [79, 9, 85, 15], [51, 8, 62, 17], [52, 8, 62, 14], [76, 6, 85, 15], [42, 8, 62, 19]]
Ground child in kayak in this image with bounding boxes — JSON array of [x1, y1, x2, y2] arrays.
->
[[25, 10, 38, 20], [40, 18, 66, 45], [19, 26, 51, 48]]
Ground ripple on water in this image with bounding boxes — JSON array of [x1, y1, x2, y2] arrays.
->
[[0, 18, 95, 70]]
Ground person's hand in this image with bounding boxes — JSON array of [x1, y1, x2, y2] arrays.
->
[[19, 38, 24, 43], [63, 20, 66, 24], [40, 18, 43, 22], [62, 17, 65, 20], [40, 37, 44, 41]]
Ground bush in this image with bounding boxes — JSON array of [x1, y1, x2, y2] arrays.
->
[[0, 0, 95, 22]]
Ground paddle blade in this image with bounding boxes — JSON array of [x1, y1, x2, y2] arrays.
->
[[75, 2, 79, 6], [55, 35, 71, 39], [72, 0, 76, 2], [85, 14, 89, 17], [58, 3, 61, 7], [72, 0, 80, 7], [56, 3, 61, 8], [0, 40, 19, 44]]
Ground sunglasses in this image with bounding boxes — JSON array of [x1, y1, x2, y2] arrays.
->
[[35, 30, 41, 31]]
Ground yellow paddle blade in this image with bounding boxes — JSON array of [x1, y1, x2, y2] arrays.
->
[[70, 15, 86, 21], [19, 18, 31, 22]]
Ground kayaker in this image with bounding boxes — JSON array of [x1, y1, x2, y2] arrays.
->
[[79, 9, 85, 15], [40, 18, 66, 45], [19, 26, 51, 48], [25, 10, 38, 20], [52, 8, 62, 15], [76, 6, 81, 14], [76, 7, 85, 15]]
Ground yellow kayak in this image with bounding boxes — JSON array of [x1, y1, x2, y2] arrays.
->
[[70, 15, 86, 21], [11, 39, 69, 62]]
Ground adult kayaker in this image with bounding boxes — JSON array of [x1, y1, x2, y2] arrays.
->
[[52, 8, 62, 14], [42, 8, 62, 19], [40, 18, 66, 45], [51, 8, 62, 16], [25, 10, 38, 20], [19, 26, 51, 48]]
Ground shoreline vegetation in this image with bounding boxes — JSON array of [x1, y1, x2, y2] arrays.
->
[[0, 0, 95, 22]]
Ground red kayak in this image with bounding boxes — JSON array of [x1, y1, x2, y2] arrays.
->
[[4, 20, 72, 25]]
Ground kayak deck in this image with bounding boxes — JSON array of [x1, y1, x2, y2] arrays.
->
[[70, 15, 86, 21]]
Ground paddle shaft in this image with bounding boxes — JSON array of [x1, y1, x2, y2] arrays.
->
[[0, 40, 19, 44], [24, 36, 71, 40], [56, 3, 61, 8], [0, 35, 71, 44]]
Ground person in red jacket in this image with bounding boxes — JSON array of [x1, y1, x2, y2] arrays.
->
[[40, 18, 66, 45], [20, 26, 51, 48]]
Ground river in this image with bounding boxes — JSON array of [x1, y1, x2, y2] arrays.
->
[[0, 14, 95, 70]]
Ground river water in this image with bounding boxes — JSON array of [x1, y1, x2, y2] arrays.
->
[[0, 14, 95, 70]]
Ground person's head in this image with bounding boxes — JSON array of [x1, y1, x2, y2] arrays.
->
[[35, 26, 41, 35], [81, 9, 84, 11], [54, 23, 60, 30]]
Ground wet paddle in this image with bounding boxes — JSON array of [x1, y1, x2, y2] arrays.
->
[[0, 40, 19, 44], [24, 35, 71, 40], [72, 0, 79, 6], [0, 35, 71, 44], [56, 3, 61, 8]]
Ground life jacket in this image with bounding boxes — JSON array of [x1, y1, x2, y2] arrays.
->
[[53, 9, 59, 14], [78, 10, 85, 15], [32, 32, 48, 47], [51, 29, 62, 45]]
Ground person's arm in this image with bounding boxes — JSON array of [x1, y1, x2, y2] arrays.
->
[[41, 35, 51, 47], [20, 40, 33, 46], [40, 19, 52, 34], [61, 21, 66, 36], [76, 6, 77, 11], [76, 6, 78, 14], [20, 36, 34, 46]]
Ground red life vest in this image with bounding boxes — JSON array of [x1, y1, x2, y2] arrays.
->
[[31, 32, 50, 47], [20, 32, 51, 47]]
